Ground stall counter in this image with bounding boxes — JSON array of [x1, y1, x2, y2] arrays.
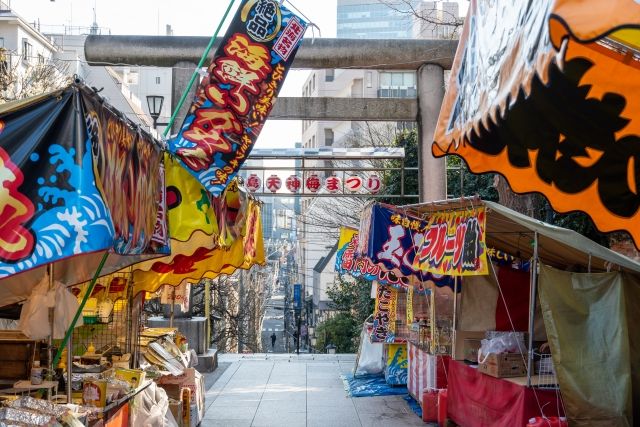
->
[[447, 360, 564, 427]]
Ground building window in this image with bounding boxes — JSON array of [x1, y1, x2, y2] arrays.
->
[[324, 128, 334, 146], [312, 74, 316, 91], [366, 71, 372, 88], [155, 76, 161, 84], [0, 38, 5, 48], [22, 39, 32, 62], [325, 69, 334, 82], [311, 135, 316, 148], [37, 54, 44, 64]]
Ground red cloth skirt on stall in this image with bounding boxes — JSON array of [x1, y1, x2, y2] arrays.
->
[[447, 360, 564, 427]]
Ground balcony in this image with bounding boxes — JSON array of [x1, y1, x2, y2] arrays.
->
[[0, 1, 10, 13]]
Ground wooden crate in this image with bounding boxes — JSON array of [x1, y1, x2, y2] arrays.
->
[[0, 340, 36, 380], [478, 353, 526, 378]]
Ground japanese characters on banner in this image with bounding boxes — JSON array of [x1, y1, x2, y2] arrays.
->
[[306, 174, 321, 193], [168, 0, 307, 196], [413, 207, 488, 276], [359, 204, 487, 279], [240, 173, 383, 194], [266, 174, 281, 193], [285, 175, 301, 193], [335, 227, 411, 289], [245, 173, 261, 192], [371, 284, 398, 343]]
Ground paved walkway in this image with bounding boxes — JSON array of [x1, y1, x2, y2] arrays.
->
[[202, 353, 426, 427]]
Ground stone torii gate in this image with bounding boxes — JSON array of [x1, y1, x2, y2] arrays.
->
[[84, 36, 458, 202]]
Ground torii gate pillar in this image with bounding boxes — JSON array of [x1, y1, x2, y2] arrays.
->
[[417, 63, 447, 202]]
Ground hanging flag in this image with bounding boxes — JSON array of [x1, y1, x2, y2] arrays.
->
[[432, 0, 640, 247], [169, 0, 307, 196], [335, 227, 412, 289], [165, 154, 218, 242], [413, 207, 488, 276], [131, 200, 265, 294]]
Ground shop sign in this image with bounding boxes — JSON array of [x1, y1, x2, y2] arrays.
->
[[285, 175, 301, 193], [371, 284, 397, 343], [168, 0, 307, 196], [413, 207, 488, 276], [345, 175, 363, 192], [265, 174, 281, 193], [365, 174, 382, 194], [246, 173, 261, 192], [306, 174, 321, 193], [325, 175, 341, 193]]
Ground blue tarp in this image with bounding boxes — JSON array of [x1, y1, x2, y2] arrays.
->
[[341, 373, 408, 398]]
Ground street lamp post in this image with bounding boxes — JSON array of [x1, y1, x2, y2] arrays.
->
[[146, 95, 168, 130]]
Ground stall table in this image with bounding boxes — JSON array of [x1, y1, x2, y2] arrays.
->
[[447, 360, 564, 427]]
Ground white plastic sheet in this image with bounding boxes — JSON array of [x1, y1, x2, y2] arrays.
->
[[131, 382, 178, 427], [355, 324, 384, 376]]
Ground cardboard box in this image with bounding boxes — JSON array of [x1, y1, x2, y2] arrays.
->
[[463, 338, 482, 363], [452, 331, 485, 360], [158, 369, 204, 426], [478, 353, 526, 378], [114, 368, 145, 389]]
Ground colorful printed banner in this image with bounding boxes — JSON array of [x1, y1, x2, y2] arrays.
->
[[414, 207, 488, 276], [169, 0, 307, 196], [335, 227, 411, 289], [371, 284, 397, 343], [82, 87, 168, 255], [131, 200, 265, 294], [432, 0, 640, 247], [358, 205, 461, 285], [0, 85, 167, 281], [165, 154, 218, 242], [385, 343, 408, 386]]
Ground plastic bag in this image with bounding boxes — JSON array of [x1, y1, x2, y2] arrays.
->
[[18, 275, 55, 340], [131, 382, 178, 427], [53, 283, 83, 339], [18, 274, 84, 340], [478, 332, 526, 363], [355, 324, 384, 375]]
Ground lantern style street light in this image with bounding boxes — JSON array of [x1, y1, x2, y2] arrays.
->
[[146, 95, 165, 129]]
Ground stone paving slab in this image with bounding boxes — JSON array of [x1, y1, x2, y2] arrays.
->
[[203, 353, 426, 427]]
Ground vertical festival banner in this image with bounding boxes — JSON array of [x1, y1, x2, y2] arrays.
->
[[169, 0, 307, 196], [371, 284, 397, 343]]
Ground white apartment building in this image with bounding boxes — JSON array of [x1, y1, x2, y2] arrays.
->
[[0, 1, 60, 99]]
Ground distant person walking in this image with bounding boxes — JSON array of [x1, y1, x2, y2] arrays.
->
[[271, 332, 277, 349]]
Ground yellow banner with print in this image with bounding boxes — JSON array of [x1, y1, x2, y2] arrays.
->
[[131, 200, 264, 294], [165, 154, 218, 242]]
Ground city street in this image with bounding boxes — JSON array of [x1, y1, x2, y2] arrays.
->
[[202, 353, 427, 427], [261, 293, 286, 353]]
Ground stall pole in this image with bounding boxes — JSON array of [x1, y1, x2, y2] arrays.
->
[[205, 279, 211, 350], [526, 232, 539, 387], [52, 251, 110, 368], [47, 264, 54, 376], [66, 334, 72, 403], [430, 286, 436, 354], [170, 286, 176, 328], [452, 276, 458, 356]]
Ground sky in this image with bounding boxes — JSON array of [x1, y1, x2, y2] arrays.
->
[[16, 0, 337, 148], [14, 0, 466, 149]]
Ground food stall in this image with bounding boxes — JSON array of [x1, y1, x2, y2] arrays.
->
[[396, 197, 640, 427]]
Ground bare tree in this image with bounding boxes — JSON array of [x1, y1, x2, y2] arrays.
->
[[0, 48, 71, 103], [377, 0, 463, 40]]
